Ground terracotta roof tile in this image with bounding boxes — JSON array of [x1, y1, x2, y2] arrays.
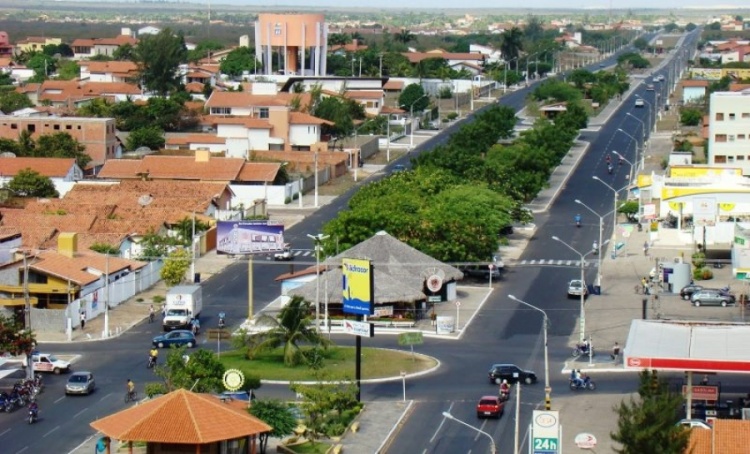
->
[[96, 160, 143, 179], [383, 80, 404, 90], [682, 80, 709, 87], [30, 249, 145, 285], [185, 82, 205, 93], [82, 61, 138, 74], [71, 38, 95, 47], [201, 115, 273, 129], [90, 389, 271, 443], [166, 134, 226, 146], [688, 419, 750, 453], [237, 162, 280, 183], [0, 157, 77, 177], [289, 112, 334, 126], [109, 155, 245, 181], [344, 90, 384, 100], [403, 52, 485, 64]]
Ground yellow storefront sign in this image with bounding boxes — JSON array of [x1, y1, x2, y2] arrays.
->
[[669, 166, 742, 178]]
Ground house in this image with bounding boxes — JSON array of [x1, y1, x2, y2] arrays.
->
[[329, 38, 369, 54], [137, 26, 161, 36], [0, 114, 118, 171], [79, 61, 139, 83], [469, 44, 502, 63], [680, 80, 709, 104], [28, 80, 142, 108], [344, 90, 384, 116], [403, 51, 486, 68], [687, 419, 750, 453], [0, 32, 14, 58], [707, 90, 750, 175], [15, 37, 61, 55], [71, 35, 138, 60], [0, 157, 83, 196]]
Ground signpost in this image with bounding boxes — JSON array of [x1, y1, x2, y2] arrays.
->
[[398, 331, 424, 361], [342, 258, 374, 402], [455, 300, 461, 329], [532, 410, 560, 454]]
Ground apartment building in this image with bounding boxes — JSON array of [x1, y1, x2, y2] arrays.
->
[[708, 90, 750, 175], [0, 116, 118, 171]]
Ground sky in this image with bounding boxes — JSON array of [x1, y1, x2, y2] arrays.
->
[[185, 0, 749, 9]]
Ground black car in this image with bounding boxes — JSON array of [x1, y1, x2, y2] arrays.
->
[[680, 284, 704, 300], [488, 364, 537, 385]]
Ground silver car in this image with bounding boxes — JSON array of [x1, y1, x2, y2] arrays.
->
[[691, 289, 735, 307], [65, 371, 95, 395]]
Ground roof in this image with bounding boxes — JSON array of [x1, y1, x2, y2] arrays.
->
[[95, 160, 142, 179], [236, 162, 280, 183], [682, 80, 709, 88], [289, 111, 334, 126], [288, 231, 463, 304], [0, 157, 77, 177], [90, 389, 272, 444], [383, 80, 404, 91], [165, 134, 227, 146], [624, 320, 750, 373], [403, 52, 486, 64], [202, 116, 273, 129], [344, 90, 384, 100], [687, 419, 750, 454], [31, 249, 145, 286], [205, 91, 293, 108], [99, 155, 245, 181], [82, 61, 138, 75]]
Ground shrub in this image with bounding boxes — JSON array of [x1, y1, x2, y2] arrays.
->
[[701, 268, 714, 280], [691, 252, 706, 269], [438, 86, 453, 99], [446, 112, 458, 121], [153, 295, 165, 304], [145, 381, 168, 397]]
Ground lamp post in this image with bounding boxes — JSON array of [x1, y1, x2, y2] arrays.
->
[[552, 236, 598, 343], [525, 52, 539, 85], [405, 94, 429, 151], [385, 113, 394, 163], [442, 412, 496, 454], [575, 199, 604, 288], [616, 128, 643, 176], [625, 113, 647, 170], [636, 94, 654, 133], [503, 57, 518, 94], [508, 294, 550, 410], [307, 233, 329, 333], [593, 176, 625, 258], [612, 150, 635, 184]]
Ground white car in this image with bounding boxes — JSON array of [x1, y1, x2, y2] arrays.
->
[[567, 280, 588, 298], [677, 419, 711, 429], [32, 353, 71, 374], [273, 244, 293, 261], [635, 99, 645, 108]]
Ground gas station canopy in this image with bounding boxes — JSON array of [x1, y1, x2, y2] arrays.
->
[[624, 320, 750, 373]]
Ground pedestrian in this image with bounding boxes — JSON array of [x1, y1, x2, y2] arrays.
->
[[162, 305, 166, 318], [611, 342, 620, 361], [641, 277, 648, 293], [643, 240, 650, 256], [700, 375, 709, 386], [250, 390, 256, 401], [80, 312, 86, 330], [149, 304, 155, 323]]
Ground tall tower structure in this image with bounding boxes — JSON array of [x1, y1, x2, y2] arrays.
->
[[255, 13, 328, 77]]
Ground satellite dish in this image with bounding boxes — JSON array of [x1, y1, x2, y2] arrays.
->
[[0, 152, 16, 158], [137, 194, 153, 207]]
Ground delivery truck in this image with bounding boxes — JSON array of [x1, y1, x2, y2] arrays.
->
[[162, 284, 203, 331]]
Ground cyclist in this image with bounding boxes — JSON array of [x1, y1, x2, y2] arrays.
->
[[149, 347, 158, 362], [126, 379, 135, 400]]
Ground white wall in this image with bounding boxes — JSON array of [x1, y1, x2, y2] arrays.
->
[[189, 143, 225, 153], [225, 137, 248, 158], [708, 92, 750, 175], [248, 129, 271, 150], [289, 124, 319, 147], [217, 124, 248, 139]]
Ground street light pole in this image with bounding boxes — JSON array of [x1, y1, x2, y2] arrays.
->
[[636, 94, 654, 134], [616, 128, 642, 180], [613, 150, 635, 185], [307, 233, 329, 333], [575, 199, 604, 289], [405, 94, 428, 151], [625, 113, 647, 170], [508, 295, 550, 410], [552, 236, 593, 343], [442, 412, 497, 454], [593, 176, 625, 257]]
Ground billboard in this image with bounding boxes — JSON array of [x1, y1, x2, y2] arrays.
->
[[216, 221, 285, 255], [342, 258, 374, 316]]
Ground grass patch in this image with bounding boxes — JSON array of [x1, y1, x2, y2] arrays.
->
[[287, 441, 331, 454], [220, 346, 436, 381]]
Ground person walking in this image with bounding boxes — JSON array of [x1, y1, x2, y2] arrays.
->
[[611, 342, 621, 361], [80, 312, 86, 330], [643, 240, 650, 256], [149, 304, 155, 323]]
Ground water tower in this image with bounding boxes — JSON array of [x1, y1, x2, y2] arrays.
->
[[255, 13, 328, 77]]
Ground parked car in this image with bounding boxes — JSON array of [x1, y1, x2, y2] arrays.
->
[[488, 364, 537, 385], [567, 279, 588, 298], [646, 84, 655, 91], [680, 284, 704, 300], [634, 98, 645, 108], [152, 330, 197, 348], [657, 74, 665, 82], [476, 395, 505, 418], [677, 419, 711, 429], [32, 352, 71, 374], [65, 371, 95, 395], [691, 289, 735, 307]]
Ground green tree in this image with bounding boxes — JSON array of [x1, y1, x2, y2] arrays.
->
[[0, 73, 13, 86], [241, 296, 331, 367], [394, 29, 416, 45], [249, 400, 298, 454], [291, 378, 361, 443], [611, 370, 690, 454], [685, 23, 697, 32], [76, 98, 113, 118], [160, 248, 191, 286], [90, 243, 120, 255], [134, 28, 188, 95], [5, 168, 59, 197], [500, 27, 524, 64], [112, 43, 135, 61], [0, 313, 36, 352], [33, 132, 91, 168], [398, 83, 429, 113], [0, 138, 20, 154], [173, 216, 209, 246], [144, 97, 184, 131], [0, 90, 33, 114], [569, 68, 596, 89], [312, 96, 356, 138], [153, 346, 225, 393], [187, 39, 224, 63], [555, 101, 589, 130], [219, 47, 259, 77], [633, 38, 649, 51], [328, 33, 351, 46], [680, 107, 703, 126], [26, 53, 56, 81], [56, 60, 80, 80], [126, 126, 165, 151]]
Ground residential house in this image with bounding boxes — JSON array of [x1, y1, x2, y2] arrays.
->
[[0, 114, 118, 171], [0, 32, 13, 58], [16, 37, 61, 55], [0, 227, 21, 264], [165, 134, 227, 153], [344, 90, 384, 116], [71, 35, 138, 60], [329, 39, 368, 55], [30, 80, 142, 107], [403, 51, 486, 68], [681, 80, 709, 104], [79, 61, 139, 83], [137, 26, 161, 36], [469, 44, 502, 63], [0, 157, 83, 196], [707, 90, 750, 175]]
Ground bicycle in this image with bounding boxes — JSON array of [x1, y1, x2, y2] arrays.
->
[[125, 390, 137, 403]]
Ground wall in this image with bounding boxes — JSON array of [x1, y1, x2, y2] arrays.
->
[[289, 124, 319, 147]]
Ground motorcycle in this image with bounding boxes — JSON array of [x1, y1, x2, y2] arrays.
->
[[607, 164, 613, 174], [572, 343, 594, 358], [218, 317, 226, 329], [147, 355, 157, 369], [498, 387, 511, 402], [191, 323, 200, 336], [569, 377, 596, 391], [0, 393, 12, 413], [28, 406, 38, 424]]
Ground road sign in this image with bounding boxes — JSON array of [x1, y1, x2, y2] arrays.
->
[[342, 320, 374, 337], [574, 433, 597, 449], [533, 437, 559, 453], [398, 332, 424, 346]]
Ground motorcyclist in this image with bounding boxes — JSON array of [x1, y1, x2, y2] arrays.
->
[[191, 317, 201, 335], [593, 240, 599, 254], [149, 347, 158, 366], [499, 380, 511, 399], [575, 214, 581, 227], [607, 163, 613, 174], [29, 401, 38, 419], [605, 154, 611, 164], [218, 312, 226, 328], [572, 369, 583, 387]]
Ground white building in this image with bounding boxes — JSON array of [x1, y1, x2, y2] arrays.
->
[[708, 90, 750, 175]]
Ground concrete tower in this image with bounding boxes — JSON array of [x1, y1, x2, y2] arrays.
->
[[255, 13, 328, 77]]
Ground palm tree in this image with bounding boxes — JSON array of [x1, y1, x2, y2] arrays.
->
[[500, 27, 524, 69], [246, 297, 331, 367], [328, 33, 351, 46], [395, 29, 416, 45]]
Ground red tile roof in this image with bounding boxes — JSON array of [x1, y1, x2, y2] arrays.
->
[[687, 419, 750, 453], [201, 115, 273, 129], [345, 90, 383, 100], [95, 160, 143, 179], [30, 249, 145, 285], [237, 162, 280, 183], [90, 389, 272, 444], [383, 80, 404, 90], [289, 112, 334, 126], [0, 157, 77, 177], [82, 61, 138, 75], [99, 155, 245, 181], [682, 80, 709, 87], [402, 52, 485, 64], [165, 134, 226, 146]]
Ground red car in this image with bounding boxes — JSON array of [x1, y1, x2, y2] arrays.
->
[[476, 395, 505, 418]]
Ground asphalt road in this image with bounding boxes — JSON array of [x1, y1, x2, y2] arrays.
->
[[0, 31, 698, 454]]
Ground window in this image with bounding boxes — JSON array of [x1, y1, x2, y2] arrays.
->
[[728, 156, 735, 163], [211, 107, 230, 115], [274, 24, 282, 35], [730, 135, 736, 142], [53, 124, 60, 130], [743, 113, 750, 118], [715, 155, 727, 163], [715, 134, 727, 142], [65, 125, 72, 130], [27, 124, 35, 133], [259, 108, 269, 119], [738, 155, 745, 161], [739, 134, 746, 140], [307, 126, 316, 134], [730, 113, 736, 121], [10, 123, 16, 129], [716, 113, 725, 121]]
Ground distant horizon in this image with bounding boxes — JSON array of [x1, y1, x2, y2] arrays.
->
[[45, 0, 750, 10]]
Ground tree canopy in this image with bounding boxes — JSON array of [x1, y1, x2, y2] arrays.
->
[[153, 346, 225, 394], [134, 28, 188, 95], [0, 313, 35, 355], [398, 83, 430, 113], [249, 399, 298, 454], [6, 168, 59, 198], [220, 46, 260, 77]]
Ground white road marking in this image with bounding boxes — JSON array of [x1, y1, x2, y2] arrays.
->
[[74, 408, 87, 418], [42, 426, 60, 438], [429, 402, 454, 443], [14, 447, 27, 454], [0, 428, 10, 437], [98, 393, 113, 403], [54, 396, 65, 404]]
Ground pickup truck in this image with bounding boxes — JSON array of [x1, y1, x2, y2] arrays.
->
[[32, 353, 71, 374], [273, 244, 293, 261]]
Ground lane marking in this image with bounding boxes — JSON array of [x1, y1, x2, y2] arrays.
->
[[54, 396, 65, 404], [98, 393, 113, 403], [429, 402, 454, 443], [15, 447, 28, 454], [42, 426, 60, 438], [0, 428, 10, 438], [74, 408, 88, 418]]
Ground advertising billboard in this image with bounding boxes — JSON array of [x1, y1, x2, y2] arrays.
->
[[216, 221, 285, 255], [342, 258, 374, 316]]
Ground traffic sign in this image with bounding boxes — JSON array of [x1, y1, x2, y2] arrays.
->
[[455, 301, 461, 307], [532, 410, 560, 454], [533, 437, 559, 453], [574, 433, 597, 449]]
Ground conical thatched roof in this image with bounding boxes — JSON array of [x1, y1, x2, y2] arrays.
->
[[289, 231, 463, 304]]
